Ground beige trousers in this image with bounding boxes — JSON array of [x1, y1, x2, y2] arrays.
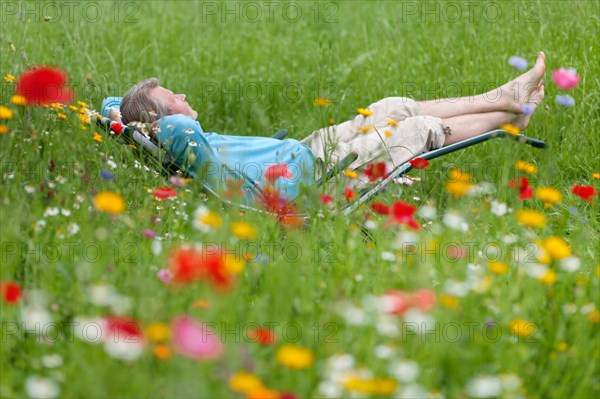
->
[[300, 97, 446, 183]]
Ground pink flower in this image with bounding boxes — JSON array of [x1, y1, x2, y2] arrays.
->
[[552, 68, 580, 90], [171, 315, 223, 360], [156, 269, 173, 283], [411, 289, 436, 312], [142, 229, 156, 239], [383, 290, 412, 315], [319, 194, 333, 204]]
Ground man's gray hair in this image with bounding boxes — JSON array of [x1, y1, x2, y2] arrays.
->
[[120, 78, 169, 124]]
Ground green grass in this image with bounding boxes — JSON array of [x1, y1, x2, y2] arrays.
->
[[1, 1, 599, 398]]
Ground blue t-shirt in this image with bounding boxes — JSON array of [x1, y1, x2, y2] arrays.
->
[[155, 115, 315, 205]]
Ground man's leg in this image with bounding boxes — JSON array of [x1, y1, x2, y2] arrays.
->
[[417, 52, 546, 118]]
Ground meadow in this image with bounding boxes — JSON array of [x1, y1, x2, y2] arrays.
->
[[0, 0, 599, 398]]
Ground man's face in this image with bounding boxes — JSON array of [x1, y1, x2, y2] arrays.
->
[[149, 86, 198, 120]]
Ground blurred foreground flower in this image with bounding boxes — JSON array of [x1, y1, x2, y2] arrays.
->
[[276, 344, 314, 369], [153, 186, 177, 200], [0, 106, 13, 120], [15, 66, 74, 105], [516, 209, 546, 228], [508, 319, 536, 338], [171, 315, 223, 360], [102, 316, 145, 361], [265, 163, 293, 184], [445, 169, 476, 198], [168, 245, 244, 289], [508, 55, 528, 71], [552, 68, 580, 90], [1, 281, 23, 304], [93, 191, 126, 215], [535, 187, 562, 207], [555, 95, 575, 107], [571, 185, 597, 202]]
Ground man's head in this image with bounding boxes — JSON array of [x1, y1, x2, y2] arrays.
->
[[120, 78, 198, 124]]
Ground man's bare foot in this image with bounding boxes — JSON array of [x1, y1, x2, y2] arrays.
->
[[498, 51, 546, 113], [511, 83, 545, 130]]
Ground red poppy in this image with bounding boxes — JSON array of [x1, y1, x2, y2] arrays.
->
[[153, 187, 177, 200], [370, 202, 390, 215], [247, 327, 277, 345], [168, 247, 231, 288], [104, 315, 143, 342], [260, 187, 298, 219], [364, 162, 387, 182], [110, 121, 124, 135], [571, 185, 597, 202], [409, 157, 430, 169], [344, 188, 355, 200], [389, 201, 420, 230], [509, 177, 533, 200], [15, 66, 74, 105], [280, 393, 299, 399], [265, 164, 293, 184], [0, 281, 23, 305]]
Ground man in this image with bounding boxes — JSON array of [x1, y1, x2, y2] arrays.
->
[[108, 52, 545, 205]]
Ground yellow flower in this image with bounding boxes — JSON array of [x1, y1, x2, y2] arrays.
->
[[78, 100, 90, 108], [588, 310, 599, 324], [93, 132, 103, 142], [535, 187, 562, 208], [224, 254, 245, 275], [343, 377, 397, 395], [192, 299, 210, 309], [344, 169, 358, 179], [328, 118, 335, 125], [508, 319, 535, 337], [357, 107, 373, 117], [542, 237, 571, 260], [500, 123, 521, 135], [514, 160, 537, 174], [593, 173, 600, 180], [93, 191, 126, 214], [198, 211, 222, 229], [0, 125, 9, 134], [384, 130, 392, 137], [538, 269, 557, 285], [276, 344, 314, 369], [516, 209, 546, 228], [4, 74, 15, 83], [69, 105, 79, 111], [145, 323, 170, 343], [445, 181, 475, 198], [387, 119, 398, 127], [228, 371, 264, 394], [77, 113, 91, 124], [449, 168, 471, 182], [439, 293, 459, 309], [489, 261, 509, 275], [230, 221, 256, 239], [11, 95, 27, 106], [50, 103, 64, 111], [557, 341, 568, 352], [0, 106, 13, 120], [247, 389, 279, 399], [57, 112, 67, 120], [313, 97, 331, 107]]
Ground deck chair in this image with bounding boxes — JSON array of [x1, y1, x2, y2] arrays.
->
[[95, 98, 547, 219]]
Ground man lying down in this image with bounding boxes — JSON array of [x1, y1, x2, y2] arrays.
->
[[103, 52, 545, 206]]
